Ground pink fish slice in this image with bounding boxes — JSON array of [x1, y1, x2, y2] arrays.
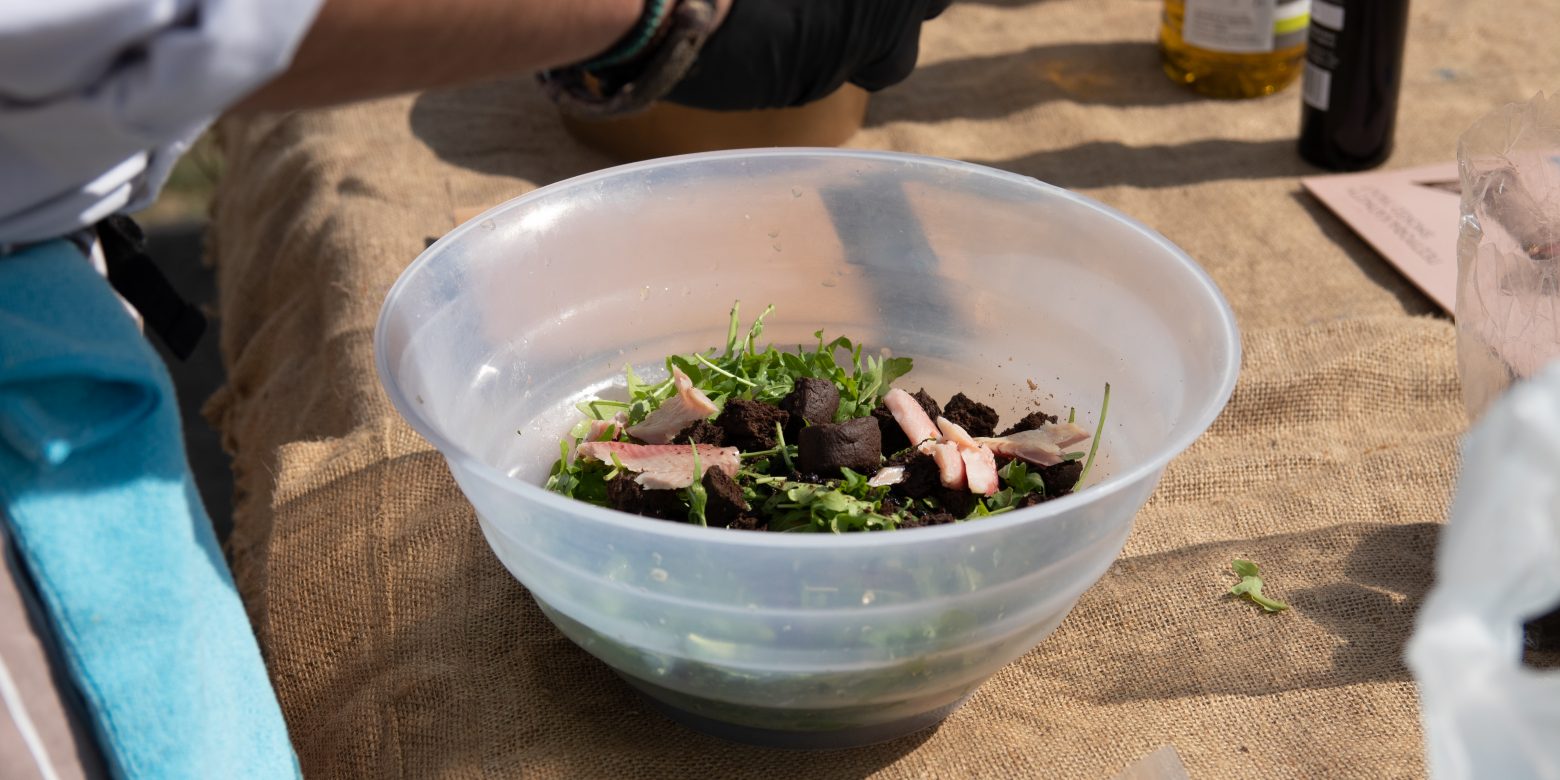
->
[[883, 388, 939, 450], [929, 441, 966, 490], [575, 441, 740, 489], [936, 417, 998, 495], [625, 366, 718, 444], [974, 422, 1091, 467]]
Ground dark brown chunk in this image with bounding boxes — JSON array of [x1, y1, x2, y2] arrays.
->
[[780, 378, 840, 436], [727, 515, 768, 532], [605, 477, 686, 520], [942, 393, 1000, 438], [998, 410, 1060, 437], [887, 452, 941, 499], [872, 404, 910, 454], [872, 389, 943, 455], [899, 510, 958, 529], [797, 416, 882, 476], [701, 468, 750, 527], [606, 476, 645, 514], [911, 389, 943, 420], [1016, 492, 1053, 509], [1038, 460, 1083, 497], [672, 419, 725, 446], [933, 487, 977, 519], [716, 399, 789, 450]]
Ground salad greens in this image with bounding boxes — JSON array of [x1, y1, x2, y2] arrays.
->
[[1230, 559, 1290, 612], [544, 302, 1111, 532], [610, 302, 912, 427]]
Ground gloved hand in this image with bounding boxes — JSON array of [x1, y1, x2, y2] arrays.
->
[[666, 0, 952, 110]]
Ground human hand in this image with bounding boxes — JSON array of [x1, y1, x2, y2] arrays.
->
[[666, 0, 952, 110]]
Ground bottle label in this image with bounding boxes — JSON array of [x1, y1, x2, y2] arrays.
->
[[1302, 62, 1332, 110], [1183, 0, 1311, 54], [1302, 0, 1345, 110]]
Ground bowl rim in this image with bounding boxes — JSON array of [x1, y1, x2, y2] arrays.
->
[[373, 148, 1241, 548]]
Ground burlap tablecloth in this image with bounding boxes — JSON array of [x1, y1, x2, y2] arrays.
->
[[205, 0, 1557, 776]]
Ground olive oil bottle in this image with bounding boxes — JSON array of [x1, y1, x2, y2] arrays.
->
[[1160, 0, 1312, 98]]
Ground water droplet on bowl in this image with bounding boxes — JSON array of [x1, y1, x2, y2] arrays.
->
[[791, 187, 803, 198], [479, 219, 495, 231]]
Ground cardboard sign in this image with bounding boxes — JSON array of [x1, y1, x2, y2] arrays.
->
[[1301, 162, 1461, 314]]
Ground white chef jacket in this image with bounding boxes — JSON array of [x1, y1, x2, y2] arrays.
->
[[0, 0, 324, 247]]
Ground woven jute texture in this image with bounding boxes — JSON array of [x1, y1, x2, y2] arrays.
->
[[206, 0, 1558, 776]]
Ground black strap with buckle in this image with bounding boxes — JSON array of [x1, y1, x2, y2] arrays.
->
[[95, 216, 206, 360]]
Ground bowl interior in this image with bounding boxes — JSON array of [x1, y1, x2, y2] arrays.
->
[[377, 150, 1238, 510]]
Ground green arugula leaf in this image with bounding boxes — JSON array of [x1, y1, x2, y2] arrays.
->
[[544, 438, 575, 495], [543, 438, 612, 504], [774, 422, 795, 473], [724, 301, 743, 356], [985, 487, 1018, 511], [998, 459, 1046, 495], [1230, 558, 1289, 612], [762, 478, 898, 533], [1074, 382, 1111, 491], [575, 398, 630, 421], [687, 445, 708, 527]]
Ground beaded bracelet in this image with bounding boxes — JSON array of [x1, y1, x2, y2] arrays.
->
[[540, 0, 717, 119], [582, 0, 672, 71]]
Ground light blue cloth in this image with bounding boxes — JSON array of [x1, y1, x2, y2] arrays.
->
[[0, 239, 298, 779]]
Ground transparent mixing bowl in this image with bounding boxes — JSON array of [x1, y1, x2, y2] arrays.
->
[[374, 150, 1240, 749]]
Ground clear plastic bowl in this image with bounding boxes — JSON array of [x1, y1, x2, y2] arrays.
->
[[374, 150, 1240, 749]]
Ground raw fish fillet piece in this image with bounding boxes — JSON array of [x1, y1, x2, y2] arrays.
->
[[937, 416, 997, 495], [585, 417, 623, 442], [867, 466, 906, 487], [576, 441, 740, 489], [975, 423, 1090, 467], [960, 445, 999, 496], [626, 366, 718, 444], [929, 441, 966, 490], [883, 388, 939, 449]]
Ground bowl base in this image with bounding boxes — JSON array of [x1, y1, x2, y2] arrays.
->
[[619, 674, 972, 751]]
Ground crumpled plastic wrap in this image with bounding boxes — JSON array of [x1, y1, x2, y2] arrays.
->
[[1455, 92, 1560, 420], [1407, 362, 1560, 780]]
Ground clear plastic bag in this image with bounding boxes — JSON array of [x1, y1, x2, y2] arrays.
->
[[1455, 91, 1560, 420], [1407, 362, 1560, 779]]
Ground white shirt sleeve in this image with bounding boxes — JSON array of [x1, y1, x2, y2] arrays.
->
[[0, 0, 325, 246]]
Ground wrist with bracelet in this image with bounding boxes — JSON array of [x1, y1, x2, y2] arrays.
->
[[540, 0, 718, 119]]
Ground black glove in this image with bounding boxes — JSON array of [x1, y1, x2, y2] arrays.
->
[[665, 0, 952, 111]]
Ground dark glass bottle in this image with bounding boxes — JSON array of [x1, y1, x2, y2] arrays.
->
[[1297, 0, 1412, 171]]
